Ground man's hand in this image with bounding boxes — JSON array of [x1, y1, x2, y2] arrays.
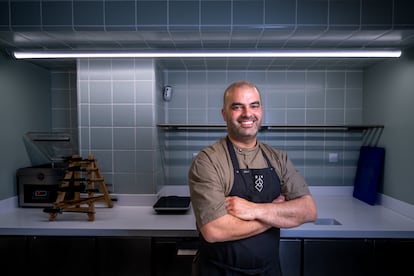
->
[[272, 195, 286, 203], [225, 196, 257, 221]]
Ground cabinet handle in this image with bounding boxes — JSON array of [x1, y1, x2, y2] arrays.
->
[[177, 249, 198, 256]]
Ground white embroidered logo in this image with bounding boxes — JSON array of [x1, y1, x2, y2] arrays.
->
[[254, 175, 264, 192]]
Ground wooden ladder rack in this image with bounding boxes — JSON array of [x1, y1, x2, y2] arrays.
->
[[44, 154, 113, 221]]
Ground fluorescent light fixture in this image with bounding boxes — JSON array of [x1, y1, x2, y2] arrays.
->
[[13, 49, 402, 59]]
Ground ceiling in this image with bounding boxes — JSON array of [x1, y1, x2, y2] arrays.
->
[[1, 0, 414, 70]]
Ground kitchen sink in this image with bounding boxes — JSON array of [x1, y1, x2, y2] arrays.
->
[[313, 218, 342, 225]]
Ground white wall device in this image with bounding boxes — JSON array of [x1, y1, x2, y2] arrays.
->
[[163, 85, 173, 101]]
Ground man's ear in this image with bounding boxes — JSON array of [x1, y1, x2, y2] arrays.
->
[[221, 108, 226, 122]]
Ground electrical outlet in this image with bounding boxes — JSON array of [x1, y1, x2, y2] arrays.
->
[[328, 152, 339, 163]]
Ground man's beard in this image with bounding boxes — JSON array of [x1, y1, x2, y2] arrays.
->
[[228, 116, 261, 141]]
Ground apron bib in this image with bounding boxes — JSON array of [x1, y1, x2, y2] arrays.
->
[[198, 138, 282, 276]]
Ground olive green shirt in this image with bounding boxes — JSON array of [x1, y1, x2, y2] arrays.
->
[[188, 137, 311, 228]]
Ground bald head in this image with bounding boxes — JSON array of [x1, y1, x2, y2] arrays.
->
[[223, 81, 261, 108], [221, 81, 263, 148]]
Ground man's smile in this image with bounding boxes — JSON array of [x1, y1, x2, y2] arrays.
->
[[239, 120, 255, 127], [238, 118, 257, 128]]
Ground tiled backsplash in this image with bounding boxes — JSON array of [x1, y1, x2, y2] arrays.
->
[[51, 70, 78, 150], [52, 59, 364, 194], [76, 58, 163, 194], [161, 69, 364, 187], [163, 70, 363, 125]]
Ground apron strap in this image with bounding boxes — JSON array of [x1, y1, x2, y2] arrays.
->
[[226, 136, 240, 170]]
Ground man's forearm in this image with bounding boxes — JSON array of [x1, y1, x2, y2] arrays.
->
[[256, 195, 317, 228], [200, 213, 271, 243], [226, 194, 317, 229]]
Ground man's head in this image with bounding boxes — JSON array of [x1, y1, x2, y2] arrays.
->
[[221, 81, 263, 148]]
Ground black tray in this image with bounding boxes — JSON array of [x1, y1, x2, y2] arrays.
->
[[153, 196, 191, 214]]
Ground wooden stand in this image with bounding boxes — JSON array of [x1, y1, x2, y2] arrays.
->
[[44, 154, 113, 221]]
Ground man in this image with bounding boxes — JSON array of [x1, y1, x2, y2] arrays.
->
[[188, 81, 317, 275]]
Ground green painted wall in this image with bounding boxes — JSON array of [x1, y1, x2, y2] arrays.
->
[[0, 55, 51, 200], [364, 49, 414, 205]]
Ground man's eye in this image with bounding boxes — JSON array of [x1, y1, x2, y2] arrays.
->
[[232, 105, 242, 110]]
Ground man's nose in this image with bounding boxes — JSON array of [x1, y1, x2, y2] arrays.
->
[[241, 107, 252, 116]]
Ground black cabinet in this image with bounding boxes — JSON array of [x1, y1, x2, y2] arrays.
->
[[2, 234, 413, 276], [26, 236, 152, 276], [280, 239, 302, 276], [373, 239, 414, 276], [0, 236, 27, 275], [152, 237, 302, 276], [96, 237, 151, 276], [152, 237, 198, 276], [27, 236, 96, 276], [303, 239, 374, 276]]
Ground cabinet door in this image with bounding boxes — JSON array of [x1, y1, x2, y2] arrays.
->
[[280, 239, 301, 276], [28, 236, 96, 276], [303, 239, 374, 276], [374, 239, 414, 276], [152, 238, 301, 276], [96, 237, 151, 276], [0, 236, 27, 274], [152, 237, 198, 276]]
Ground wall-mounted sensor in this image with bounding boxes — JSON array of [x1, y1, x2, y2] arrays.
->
[[163, 85, 173, 101]]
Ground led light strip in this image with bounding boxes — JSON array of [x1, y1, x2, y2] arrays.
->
[[13, 49, 402, 59]]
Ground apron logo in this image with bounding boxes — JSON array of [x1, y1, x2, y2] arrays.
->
[[254, 175, 264, 192]]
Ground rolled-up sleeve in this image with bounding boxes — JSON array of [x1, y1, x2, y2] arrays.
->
[[188, 150, 228, 228]]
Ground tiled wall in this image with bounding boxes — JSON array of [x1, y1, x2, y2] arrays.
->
[[161, 69, 364, 187], [163, 70, 363, 125], [77, 58, 163, 194], [51, 70, 78, 150], [54, 60, 365, 193], [45, 60, 368, 195]]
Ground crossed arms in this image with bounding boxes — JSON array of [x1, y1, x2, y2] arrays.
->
[[200, 194, 317, 243]]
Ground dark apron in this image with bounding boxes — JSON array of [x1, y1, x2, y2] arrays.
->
[[196, 138, 282, 276]]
